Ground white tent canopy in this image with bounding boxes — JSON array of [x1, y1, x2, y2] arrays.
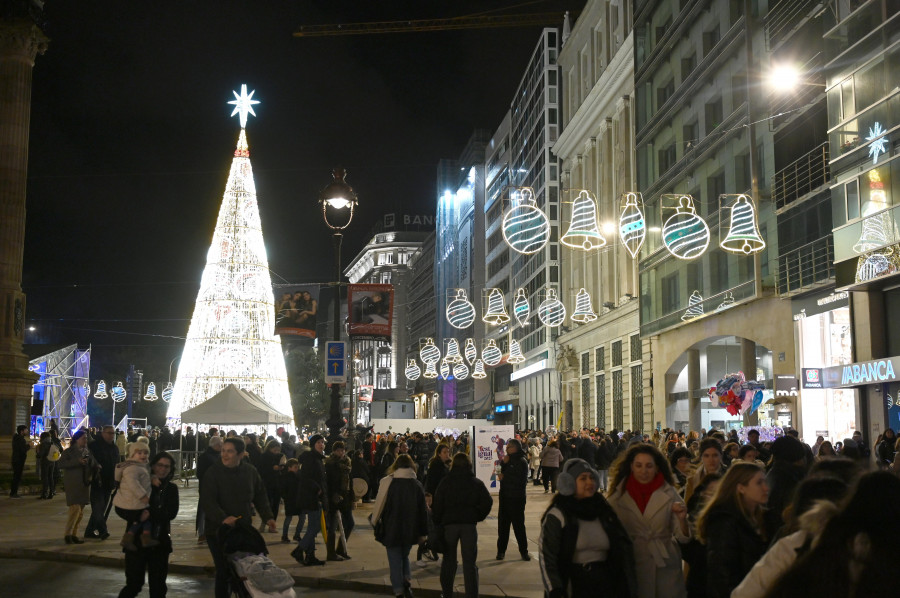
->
[[180, 384, 292, 425]]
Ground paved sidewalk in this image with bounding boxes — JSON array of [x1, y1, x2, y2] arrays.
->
[[0, 480, 553, 597]]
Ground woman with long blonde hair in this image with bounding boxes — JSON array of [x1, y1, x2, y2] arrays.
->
[[695, 462, 768, 598]]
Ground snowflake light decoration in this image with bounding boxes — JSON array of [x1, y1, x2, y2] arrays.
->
[[866, 122, 888, 165]]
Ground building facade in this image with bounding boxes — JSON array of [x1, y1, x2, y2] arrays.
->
[[405, 232, 439, 418]]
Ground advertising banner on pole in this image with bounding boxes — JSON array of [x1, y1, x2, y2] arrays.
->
[[472, 424, 516, 494], [274, 284, 321, 339], [347, 283, 394, 340]]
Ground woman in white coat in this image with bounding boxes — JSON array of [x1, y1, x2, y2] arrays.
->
[[608, 444, 690, 598]]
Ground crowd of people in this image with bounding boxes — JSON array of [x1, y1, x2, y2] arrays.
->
[[8, 421, 900, 598]]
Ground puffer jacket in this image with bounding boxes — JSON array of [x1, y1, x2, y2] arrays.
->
[[113, 460, 152, 510], [432, 468, 493, 526], [372, 468, 428, 547]]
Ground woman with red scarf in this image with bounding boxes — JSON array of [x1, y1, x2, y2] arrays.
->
[[608, 444, 690, 598]]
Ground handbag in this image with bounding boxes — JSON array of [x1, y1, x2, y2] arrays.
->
[[372, 516, 386, 544]]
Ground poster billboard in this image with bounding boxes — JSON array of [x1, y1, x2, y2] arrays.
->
[[347, 283, 394, 340], [274, 284, 321, 339], [472, 424, 516, 494]]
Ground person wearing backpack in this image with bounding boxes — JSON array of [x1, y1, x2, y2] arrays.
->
[[433, 452, 493, 598]]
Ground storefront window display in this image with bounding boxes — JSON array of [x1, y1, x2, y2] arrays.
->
[[797, 306, 856, 443]]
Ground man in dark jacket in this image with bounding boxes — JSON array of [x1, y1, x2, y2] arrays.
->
[[291, 434, 328, 566], [324, 441, 353, 561], [200, 437, 274, 598], [9, 425, 30, 498], [576, 428, 597, 464], [496, 438, 530, 561], [433, 452, 493, 598], [85, 425, 119, 539]]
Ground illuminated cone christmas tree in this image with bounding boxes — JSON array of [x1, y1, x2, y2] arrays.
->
[[166, 86, 291, 422]]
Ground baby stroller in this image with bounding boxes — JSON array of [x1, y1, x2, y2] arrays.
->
[[219, 524, 297, 598]]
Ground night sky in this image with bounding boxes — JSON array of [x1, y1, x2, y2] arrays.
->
[[22, 0, 584, 379]]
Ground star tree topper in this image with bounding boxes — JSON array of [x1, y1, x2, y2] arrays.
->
[[228, 84, 260, 128]]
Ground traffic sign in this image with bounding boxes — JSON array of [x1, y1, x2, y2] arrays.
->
[[325, 341, 348, 384]]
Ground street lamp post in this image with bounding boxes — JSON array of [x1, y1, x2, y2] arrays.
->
[[319, 168, 358, 448]]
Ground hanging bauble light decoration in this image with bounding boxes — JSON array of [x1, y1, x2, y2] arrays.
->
[[482, 288, 510, 325], [446, 289, 476, 329], [715, 291, 735, 312], [570, 288, 598, 323], [482, 339, 503, 366], [538, 288, 567, 327], [405, 359, 421, 381], [464, 338, 478, 365], [887, 392, 894, 409], [502, 187, 550, 254], [662, 195, 710, 260], [513, 288, 531, 326], [94, 380, 108, 399], [720, 194, 766, 254], [681, 290, 704, 321], [453, 363, 470, 380], [560, 190, 606, 250], [471, 359, 487, 379], [508, 338, 525, 364], [444, 338, 463, 363], [419, 338, 441, 365], [162, 382, 174, 403], [619, 192, 646, 259], [853, 170, 891, 253], [143, 382, 159, 401], [111, 382, 127, 403], [439, 359, 451, 380], [423, 361, 438, 379]]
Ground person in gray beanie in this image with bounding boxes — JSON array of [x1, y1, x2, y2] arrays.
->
[[539, 458, 637, 597]]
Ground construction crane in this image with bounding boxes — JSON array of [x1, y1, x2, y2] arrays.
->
[[293, 12, 564, 38]]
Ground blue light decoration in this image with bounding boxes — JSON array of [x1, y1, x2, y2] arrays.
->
[[143, 382, 159, 401], [162, 382, 174, 403], [419, 338, 441, 365], [439, 359, 451, 380], [866, 121, 888, 165], [464, 338, 477, 365], [681, 290, 704, 321], [720, 194, 765, 254], [453, 363, 470, 380], [405, 359, 421, 381], [570, 288, 597, 323], [482, 339, 503, 366], [561, 190, 605, 250], [446, 289, 476, 329], [513, 288, 530, 326], [110, 382, 127, 403], [538, 288, 567, 327], [502, 187, 550, 254], [619, 192, 646, 259], [662, 195, 710, 260], [94, 380, 108, 399]]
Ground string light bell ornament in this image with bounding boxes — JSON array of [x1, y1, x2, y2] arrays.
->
[[538, 288, 567, 327], [143, 382, 159, 401], [570, 288, 597, 323], [681, 290, 704, 321], [507, 338, 525, 364], [446, 289, 476, 329], [111, 382, 127, 403], [716, 291, 736, 312], [422, 361, 438, 379], [482, 339, 503, 367], [619, 192, 646, 259], [162, 382, 173, 403], [471, 359, 487, 379], [720, 194, 766, 254], [502, 187, 550, 254], [561, 190, 606, 250], [419, 338, 441, 365], [464, 338, 477, 365], [662, 195, 710, 260], [513, 288, 530, 326], [444, 338, 463, 363], [453, 363, 470, 380], [405, 359, 421, 381], [94, 380, 108, 399], [482, 288, 510, 325]]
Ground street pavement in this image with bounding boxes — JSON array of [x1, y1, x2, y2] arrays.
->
[[0, 478, 552, 597]]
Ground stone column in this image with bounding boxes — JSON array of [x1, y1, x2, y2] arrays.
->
[[687, 349, 701, 431], [0, 14, 48, 435], [741, 338, 759, 425]]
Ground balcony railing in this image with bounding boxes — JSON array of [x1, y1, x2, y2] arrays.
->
[[777, 236, 835, 296], [765, 0, 824, 50], [774, 143, 830, 210]]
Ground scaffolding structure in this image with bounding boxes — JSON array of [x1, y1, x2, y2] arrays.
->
[[28, 344, 91, 440]]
